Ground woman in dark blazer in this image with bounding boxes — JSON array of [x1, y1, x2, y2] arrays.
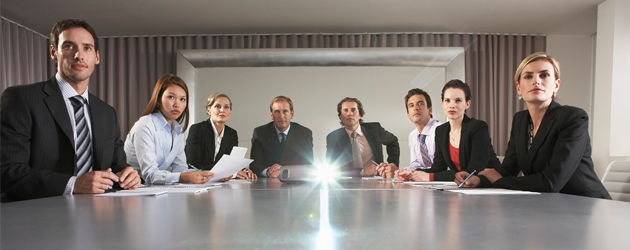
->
[[399, 79, 500, 181], [456, 52, 610, 199], [185, 92, 255, 180]]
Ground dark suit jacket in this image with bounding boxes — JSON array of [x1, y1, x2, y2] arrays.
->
[[249, 122, 314, 177], [185, 119, 238, 170], [1, 78, 128, 200], [326, 122, 399, 177], [486, 101, 611, 199], [425, 115, 501, 181]]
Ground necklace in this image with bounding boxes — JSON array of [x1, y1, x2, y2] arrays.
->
[[450, 130, 460, 142]]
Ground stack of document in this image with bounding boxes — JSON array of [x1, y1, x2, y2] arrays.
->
[[446, 189, 540, 195], [95, 189, 167, 197]]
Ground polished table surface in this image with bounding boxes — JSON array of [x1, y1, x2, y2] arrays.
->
[[1, 178, 629, 250]]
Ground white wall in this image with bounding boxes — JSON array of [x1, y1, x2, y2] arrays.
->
[[194, 66, 446, 168], [546, 34, 595, 123], [593, 0, 630, 177]]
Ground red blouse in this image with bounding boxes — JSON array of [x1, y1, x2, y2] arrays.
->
[[430, 142, 462, 181]]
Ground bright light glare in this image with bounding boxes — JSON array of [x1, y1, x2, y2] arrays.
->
[[317, 189, 334, 250], [313, 164, 340, 182]]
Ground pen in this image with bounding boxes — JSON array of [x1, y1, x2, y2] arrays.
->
[[189, 164, 201, 171], [370, 160, 380, 176], [458, 170, 477, 188]]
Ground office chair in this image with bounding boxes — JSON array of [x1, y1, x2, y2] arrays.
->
[[601, 161, 630, 202]]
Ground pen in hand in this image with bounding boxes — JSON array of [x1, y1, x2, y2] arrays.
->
[[458, 170, 477, 188], [189, 164, 201, 171], [371, 160, 381, 176]]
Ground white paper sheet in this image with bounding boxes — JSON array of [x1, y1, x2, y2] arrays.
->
[[207, 154, 253, 182], [164, 188, 210, 194], [142, 185, 216, 192], [447, 189, 541, 195], [95, 189, 167, 197], [362, 176, 384, 180], [230, 146, 248, 158], [405, 181, 457, 186], [212, 179, 253, 185]]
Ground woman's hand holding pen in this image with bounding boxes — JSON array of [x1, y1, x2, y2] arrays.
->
[[454, 171, 480, 188]]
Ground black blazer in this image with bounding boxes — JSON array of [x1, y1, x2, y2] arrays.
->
[[426, 115, 501, 181], [185, 119, 238, 171], [1, 78, 128, 200], [249, 122, 314, 176], [488, 101, 611, 199], [326, 122, 399, 177]]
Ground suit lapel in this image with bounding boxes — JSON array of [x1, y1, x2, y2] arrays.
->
[[205, 120, 217, 164], [88, 94, 105, 170], [516, 112, 529, 173], [42, 79, 74, 149], [525, 101, 558, 172], [362, 124, 381, 161], [458, 116, 470, 171], [267, 123, 282, 153]]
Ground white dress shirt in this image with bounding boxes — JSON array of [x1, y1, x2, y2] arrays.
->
[[209, 118, 224, 159], [407, 119, 443, 170]]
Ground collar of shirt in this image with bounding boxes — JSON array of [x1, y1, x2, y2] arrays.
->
[[209, 118, 224, 140], [56, 73, 90, 103], [345, 125, 364, 139], [419, 119, 440, 136], [151, 112, 182, 134], [274, 123, 291, 136]]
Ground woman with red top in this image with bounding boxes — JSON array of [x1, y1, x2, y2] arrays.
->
[[398, 79, 500, 181]]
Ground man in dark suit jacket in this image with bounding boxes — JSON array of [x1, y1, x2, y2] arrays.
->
[[326, 97, 399, 177], [1, 19, 140, 201], [250, 96, 314, 177]]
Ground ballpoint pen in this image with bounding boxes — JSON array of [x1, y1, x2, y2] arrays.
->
[[371, 160, 382, 177], [189, 164, 201, 171], [459, 170, 477, 188]]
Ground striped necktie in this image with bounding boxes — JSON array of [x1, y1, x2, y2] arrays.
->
[[70, 96, 92, 176], [419, 134, 432, 169]]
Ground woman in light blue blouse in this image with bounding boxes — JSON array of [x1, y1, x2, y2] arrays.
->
[[125, 74, 214, 185]]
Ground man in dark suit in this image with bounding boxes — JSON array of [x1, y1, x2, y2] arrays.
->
[[250, 96, 314, 177], [1, 19, 141, 200], [326, 97, 399, 177]]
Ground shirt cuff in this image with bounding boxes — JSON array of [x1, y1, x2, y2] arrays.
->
[[262, 168, 269, 177], [165, 172, 182, 184], [64, 176, 77, 195], [429, 173, 434, 181]]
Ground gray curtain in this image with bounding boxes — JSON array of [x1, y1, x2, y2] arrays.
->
[[1, 17, 544, 154], [1, 17, 55, 91]]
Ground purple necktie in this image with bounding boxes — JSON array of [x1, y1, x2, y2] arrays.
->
[[419, 134, 432, 169]]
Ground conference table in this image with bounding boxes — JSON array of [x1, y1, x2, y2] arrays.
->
[[1, 178, 628, 249]]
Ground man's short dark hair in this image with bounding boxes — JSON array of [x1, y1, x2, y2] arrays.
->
[[337, 97, 365, 126], [404, 88, 432, 116], [50, 19, 99, 51]]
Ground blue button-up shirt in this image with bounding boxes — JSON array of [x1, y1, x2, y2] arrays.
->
[[125, 112, 190, 185]]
